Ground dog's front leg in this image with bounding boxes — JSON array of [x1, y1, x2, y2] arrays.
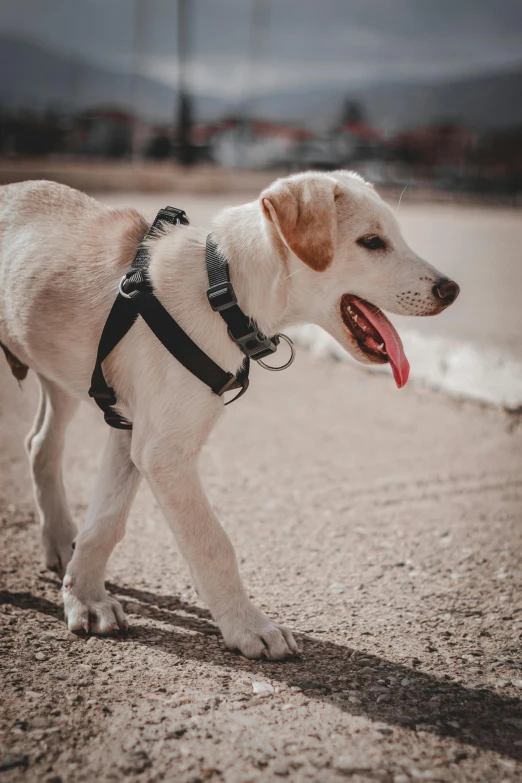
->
[[62, 429, 140, 634], [137, 446, 297, 660]]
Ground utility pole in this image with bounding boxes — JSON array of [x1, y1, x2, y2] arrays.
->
[[177, 0, 195, 165], [131, 0, 146, 161], [245, 0, 268, 122], [238, 0, 268, 168]]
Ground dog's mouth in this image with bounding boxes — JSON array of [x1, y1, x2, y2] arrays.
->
[[340, 294, 410, 388]]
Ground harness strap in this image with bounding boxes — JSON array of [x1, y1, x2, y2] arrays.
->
[[89, 208, 249, 430], [132, 289, 247, 396], [206, 236, 280, 361], [89, 294, 138, 429]]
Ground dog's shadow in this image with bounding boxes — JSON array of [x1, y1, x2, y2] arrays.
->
[[2, 582, 521, 763]]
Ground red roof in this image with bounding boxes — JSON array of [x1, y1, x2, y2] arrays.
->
[[342, 121, 382, 141]]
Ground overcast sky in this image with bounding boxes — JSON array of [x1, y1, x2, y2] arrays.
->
[[1, 0, 522, 99]]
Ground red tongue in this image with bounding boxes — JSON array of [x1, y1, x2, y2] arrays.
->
[[355, 298, 410, 388]]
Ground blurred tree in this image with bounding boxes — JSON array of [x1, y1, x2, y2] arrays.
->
[[147, 132, 173, 160], [341, 100, 367, 126]]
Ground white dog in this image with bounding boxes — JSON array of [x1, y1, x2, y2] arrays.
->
[[0, 172, 458, 659]]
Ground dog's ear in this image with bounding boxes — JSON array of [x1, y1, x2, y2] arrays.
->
[[261, 177, 339, 272]]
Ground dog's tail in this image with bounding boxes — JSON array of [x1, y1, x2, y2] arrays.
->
[[0, 341, 29, 382]]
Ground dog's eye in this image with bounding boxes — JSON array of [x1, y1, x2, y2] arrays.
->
[[357, 235, 386, 251]]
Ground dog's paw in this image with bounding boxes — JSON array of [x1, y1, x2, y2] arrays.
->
[[218, 605, 298, 660], [42, 522, 77, 578], [62, 578, 128, 635]]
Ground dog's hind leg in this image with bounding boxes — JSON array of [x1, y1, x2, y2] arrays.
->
[[62, 429, 140, 634], [27, 375, 79, 576]]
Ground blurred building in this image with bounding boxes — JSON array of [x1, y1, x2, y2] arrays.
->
[[0, 0, 521, 197]]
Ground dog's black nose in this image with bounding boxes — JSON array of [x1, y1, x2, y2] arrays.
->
[[433, 278, 460, 307]]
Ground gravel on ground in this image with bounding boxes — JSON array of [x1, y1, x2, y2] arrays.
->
[[1, 346, 521, 783]]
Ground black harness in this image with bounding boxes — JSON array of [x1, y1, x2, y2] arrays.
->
[[89, 206, 291, 430]]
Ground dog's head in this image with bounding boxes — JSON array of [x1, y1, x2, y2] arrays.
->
[[261, 170, 459, 388]]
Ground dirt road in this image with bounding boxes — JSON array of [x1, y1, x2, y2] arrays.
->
[[1, 351, 521, 782], [1, 194, 521, 782]]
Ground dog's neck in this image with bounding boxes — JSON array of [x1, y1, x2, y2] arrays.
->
[[211, 200, 300, 338], [149, 199, 310, 366]]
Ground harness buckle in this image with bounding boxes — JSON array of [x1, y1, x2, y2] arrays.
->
[[155, 207, 189, 227], [207, 282, 237, 312], [88, 387, 117, 406], [230, 329, 279, 361], [215, 373, 239, 396]]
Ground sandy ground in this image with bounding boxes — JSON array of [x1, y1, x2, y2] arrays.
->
[[1, 194, 522, 783]]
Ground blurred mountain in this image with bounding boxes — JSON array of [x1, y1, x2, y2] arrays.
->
[[365, 71, 522, 131], [1, 35, 521, 132], [253, 70, 522, 131], [0, 37, 227, 122]]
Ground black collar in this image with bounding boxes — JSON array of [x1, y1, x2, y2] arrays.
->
[[88, 206, 285, 430]]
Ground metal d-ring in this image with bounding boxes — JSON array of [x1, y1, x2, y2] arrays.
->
[[257, 333, 296, 371], [118, 275, 133, 299]]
